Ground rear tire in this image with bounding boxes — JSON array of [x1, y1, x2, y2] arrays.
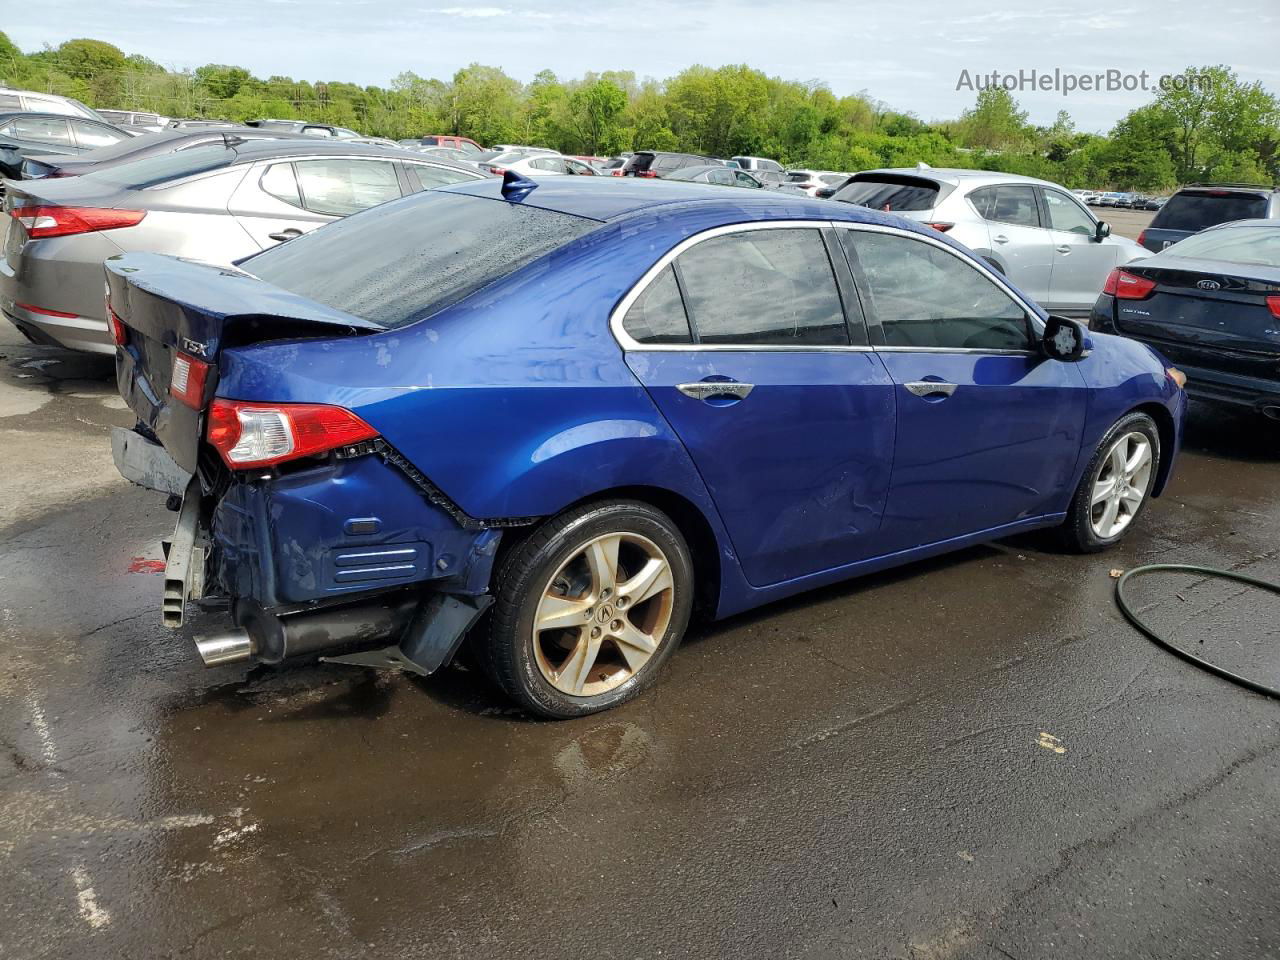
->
[[1059, 412, 1160, 553], [479, 500, 694, 718]]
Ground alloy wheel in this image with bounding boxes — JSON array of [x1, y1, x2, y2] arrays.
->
[[532, 532, 675, 697], [1089, 431, 1154, 539]]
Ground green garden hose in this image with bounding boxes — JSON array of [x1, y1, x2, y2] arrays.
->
[[1115, 564, 1280, 700]]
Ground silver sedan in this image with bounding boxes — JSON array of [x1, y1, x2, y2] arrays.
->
[[1, 139, 489, 353]]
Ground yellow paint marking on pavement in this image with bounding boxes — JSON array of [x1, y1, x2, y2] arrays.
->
[[1036, 731, 1067, 754]]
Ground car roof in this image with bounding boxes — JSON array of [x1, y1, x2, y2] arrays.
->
[[217, 138, 465, 164], [437, 174, 937, 227], [0, 110, 112, 124], [1198, 217, 1280, 231], [858, 167, 1069, 190]]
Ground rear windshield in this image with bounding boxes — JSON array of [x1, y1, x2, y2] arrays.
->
[[81, 144, 236, 188], [1153, 191, 1269, 232], [831, 175, 940, 212], [243, 191, 597, 328], [1164, 224, 1280, 268], [625, 153, 656, 171]]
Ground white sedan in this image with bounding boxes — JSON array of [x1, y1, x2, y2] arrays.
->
[[483, 152, 600, 177]]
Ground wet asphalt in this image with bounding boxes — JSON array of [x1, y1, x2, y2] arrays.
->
[[3, 260, 1280, 958]]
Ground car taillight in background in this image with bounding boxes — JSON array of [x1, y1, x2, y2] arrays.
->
[[611, 169, 625, 177], [169, 353, 210, 409], [206, 399, 379, 469], [1267, 296, 1280, 319], [1136, 230, 1147, 247], [10, 205, 146, 239], [1101, 268, 1157, 300], [636, 170, 657, 178], [923, 222, 954, 233], [488, 166, 507, 175]]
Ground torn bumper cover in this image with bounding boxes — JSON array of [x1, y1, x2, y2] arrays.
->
[[113, 426, 502, 675]]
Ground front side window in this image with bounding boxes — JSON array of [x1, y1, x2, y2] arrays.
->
[[70, 120, 128, 148], [1043, 189, 1095, 235], [676, 228, 850, 346], [734, 171, 760, 188], [621, 265, 692, 344], [841, 230, 1030, 351], [969, 185, 1041, 228], [410, 163, 479, 190], [293, 159, 401, 216]]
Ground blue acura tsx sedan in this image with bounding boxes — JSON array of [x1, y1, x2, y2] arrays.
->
[[107, 173, 1185, 717]]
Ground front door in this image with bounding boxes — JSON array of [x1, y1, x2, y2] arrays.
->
[[1041, 187, 1121, 317], [618, 225, 897, 587], [838, 225, 1088, 552]]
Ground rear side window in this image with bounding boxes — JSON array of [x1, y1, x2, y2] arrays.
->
[[676, 228, 849, 346], [3, 116, 72, 145], [622, 266, 691, 344], [408, 163, 479, 190], [832, 176, 939, 212], [293, 159, 401, 216], [244, 191, 596, 328], [1153, 191, 1269, 231], [969, 185, 1041, 228], [70, 119, 128, 149], [0, 94, 22, 109], [841, 230, 1029, 351]]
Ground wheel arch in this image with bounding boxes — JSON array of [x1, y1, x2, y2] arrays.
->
[[1130, 401, 1176, 497]]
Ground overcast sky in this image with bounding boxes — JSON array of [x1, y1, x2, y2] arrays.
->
[[8, 0, 1278, 132]]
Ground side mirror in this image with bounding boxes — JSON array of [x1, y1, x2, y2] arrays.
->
[[1042, 316, 1088, 362], [1094, 220, 1111, 243]]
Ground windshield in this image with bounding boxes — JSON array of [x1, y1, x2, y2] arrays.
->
[[1163, 225, 1280, 268], [243, 191, 598, 328], [80, 144, 237, 188]]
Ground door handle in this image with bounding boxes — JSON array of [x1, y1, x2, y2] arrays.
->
[[1055, 244, 1071, 254], [677, 381, 754, 402], [268, 228, 303, 242], [992, 234, 1009, 244], [904, 381, 957, 398]]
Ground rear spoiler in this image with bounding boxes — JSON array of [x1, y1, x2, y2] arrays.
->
[[106, 252, 382, 356]]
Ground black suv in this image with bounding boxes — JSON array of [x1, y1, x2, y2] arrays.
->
[[621, 151, 712, 178], [1140, 183, 1280, 252]]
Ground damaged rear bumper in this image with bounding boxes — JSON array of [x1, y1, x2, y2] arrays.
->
[[114, 426, 504, 676]]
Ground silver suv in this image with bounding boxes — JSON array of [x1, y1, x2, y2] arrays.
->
[[0, 88, 104, 121], [830, 167, 1146, 316]]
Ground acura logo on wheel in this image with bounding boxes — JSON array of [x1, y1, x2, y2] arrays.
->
[[1196, 279, 1221, 290]]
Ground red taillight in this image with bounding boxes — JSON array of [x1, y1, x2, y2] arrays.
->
[[206, 399, 379, 469], [10, 205, 145, 239], [636, 170, 657, 178], [1102, 268, 1156, 300], [169, 353, 210, 409], [488, 166, 506, 175], [15, 301, 77, 319], [923, 221, 954, 232], [107, 307, 127, 346], [1137, 230, 1147, 247], [611, 169, 625, 177], [1267, 296, 1280, 319]]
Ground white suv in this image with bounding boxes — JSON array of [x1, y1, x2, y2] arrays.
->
[[0, 88, 104, 121], [830, 167, 1146, 317]]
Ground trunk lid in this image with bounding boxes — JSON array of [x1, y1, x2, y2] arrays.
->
[[108, 252, 383, 472], [1113, 257, 1280, 374]]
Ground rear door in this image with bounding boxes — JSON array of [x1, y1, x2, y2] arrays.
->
[[967, 184, 1055, 305], [229, 157, 404, 249], [618, 223, 897, 587], [1040, 186, 1118, 316], [839, 224, 1087, 550]]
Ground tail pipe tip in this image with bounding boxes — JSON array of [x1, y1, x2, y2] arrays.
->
[[195, 630, 255, 667]]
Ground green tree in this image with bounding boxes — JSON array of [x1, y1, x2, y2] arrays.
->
[[956, 87, 1030, 151]]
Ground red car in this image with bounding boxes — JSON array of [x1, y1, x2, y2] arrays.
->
[[403, 135, 483, 155]]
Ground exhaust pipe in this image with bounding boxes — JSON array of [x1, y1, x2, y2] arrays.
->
[[195, 630, 255, 667]]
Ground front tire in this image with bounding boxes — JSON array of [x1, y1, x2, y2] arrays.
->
[[1060, 412, 1160, 553], [480, 500, 694, 718]]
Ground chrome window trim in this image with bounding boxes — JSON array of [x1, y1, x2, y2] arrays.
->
[[609, 218, 1045, 355], [609, 219, 874, 353]]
